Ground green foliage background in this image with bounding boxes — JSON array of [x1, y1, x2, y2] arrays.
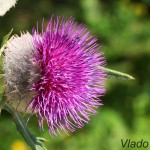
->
[[0, 0, 150, 150]]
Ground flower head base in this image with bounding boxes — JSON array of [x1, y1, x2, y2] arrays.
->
[[4, 32, 40, 112], [29, 17, 106, 135]]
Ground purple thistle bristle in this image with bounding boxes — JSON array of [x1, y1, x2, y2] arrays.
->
[[28, 16, 106, 135]]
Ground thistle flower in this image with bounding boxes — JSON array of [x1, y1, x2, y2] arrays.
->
[[4, 17, 106, 135]]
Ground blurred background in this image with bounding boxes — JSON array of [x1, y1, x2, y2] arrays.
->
[[0, 0, 150, 150]]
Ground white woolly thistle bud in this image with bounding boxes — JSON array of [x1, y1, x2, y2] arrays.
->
[[4, 32, 40, 112]]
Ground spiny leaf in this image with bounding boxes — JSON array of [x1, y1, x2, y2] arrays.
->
[[3, 104, 47, 150]]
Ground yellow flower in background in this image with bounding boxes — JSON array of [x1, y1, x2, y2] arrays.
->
[[11, 140, 28, 150], [133, 3, 148, 16]]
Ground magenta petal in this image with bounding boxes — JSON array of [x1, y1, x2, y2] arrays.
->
[[28, 16, 107, 135]]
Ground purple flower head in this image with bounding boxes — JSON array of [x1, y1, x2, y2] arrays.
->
[[28, 16, 106, 135], [4, 16, 106, 136]]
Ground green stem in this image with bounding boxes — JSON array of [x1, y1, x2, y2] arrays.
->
[[3, 104, 47, 150], [100, 67, 134, 80]]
